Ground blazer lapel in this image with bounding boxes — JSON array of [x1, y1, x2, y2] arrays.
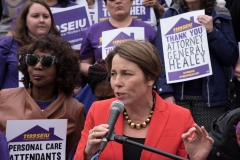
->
[[141, 94, 170, 160], [111, 112, 124, 160]]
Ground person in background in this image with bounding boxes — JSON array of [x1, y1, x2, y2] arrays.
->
[[0, 0, 60, 90], [230, 0, 240, 43], [74, 40, 197, 160], [76, 59, 114, 114], [0, 0, 25, 38], [143, 0, 165, 18], [231, 0, 240, 109], [0, 131, 10, 159], [88, 59, 114, 101], [207, 107, 240, 159], [76, 0, 156, 112], [86, 0, 165, 20], [0, 34, 86, 159], [143, 0, 166, 28], [155, 0, 238, 131], [9, 0, 77, 33], [2, 0, 25, 19], [222, 0, 240, 151], [80, 0, 156, 77]]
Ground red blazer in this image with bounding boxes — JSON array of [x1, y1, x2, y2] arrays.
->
[[74, 91, 194, 160]]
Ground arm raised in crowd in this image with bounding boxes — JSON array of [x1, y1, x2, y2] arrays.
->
[[143, 0, 165, 17]]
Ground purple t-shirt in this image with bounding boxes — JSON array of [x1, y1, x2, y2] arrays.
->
[[34, 94, 57, 110], [80, 19, 156, 61], [0, 36, 19, 89], [0, 131, 10, 159], [10, 1, 77, 30]]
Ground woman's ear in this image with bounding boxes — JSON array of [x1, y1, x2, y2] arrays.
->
[[147, 79, 154, 86]]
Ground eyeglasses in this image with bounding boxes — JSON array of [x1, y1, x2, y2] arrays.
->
[[25, 54, 57, 68]]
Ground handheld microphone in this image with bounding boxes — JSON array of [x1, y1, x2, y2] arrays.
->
[[99, 100, 124, 152]]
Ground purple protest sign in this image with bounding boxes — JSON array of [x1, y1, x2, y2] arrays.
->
[[51, 5, 92, 49], [165, 16, 202, 36], [105, 32, 135, 48], [102, 27, 145, 59], [6, 119, 67, 159], [9, 125, 63, 142], [168, 64, 210, 81], [98, 0, 150, 22]]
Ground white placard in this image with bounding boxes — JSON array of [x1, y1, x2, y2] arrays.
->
[[102, 27, 145, 59], [160, 10, 212, 83], [6, 119, 67, 159]]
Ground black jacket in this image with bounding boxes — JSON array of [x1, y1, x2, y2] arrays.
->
[[207, 108, 240, 160], [230, 0, 240, 42]]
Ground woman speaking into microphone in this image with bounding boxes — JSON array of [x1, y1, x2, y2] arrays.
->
[[74, 40, 213, 160]]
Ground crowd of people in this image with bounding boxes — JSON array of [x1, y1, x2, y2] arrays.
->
[[0, 0, 240, 159]]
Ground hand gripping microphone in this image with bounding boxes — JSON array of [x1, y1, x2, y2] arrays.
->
[[99, 100, 124, 152]]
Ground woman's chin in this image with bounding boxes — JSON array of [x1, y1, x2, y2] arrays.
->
[[113, 12, 129, 18]]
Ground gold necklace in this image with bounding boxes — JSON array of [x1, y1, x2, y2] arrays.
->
[[123, 97, 155, 130]]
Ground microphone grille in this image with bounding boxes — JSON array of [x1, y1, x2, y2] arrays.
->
[[110, 100, 124, 113]]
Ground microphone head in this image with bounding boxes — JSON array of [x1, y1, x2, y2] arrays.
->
[[110, 100, 124, 113]]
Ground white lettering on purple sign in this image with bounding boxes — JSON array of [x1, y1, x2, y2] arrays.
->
[[56, 18, 86, 33], [101, 0, 146, 17], [131, 0, 146, 15]]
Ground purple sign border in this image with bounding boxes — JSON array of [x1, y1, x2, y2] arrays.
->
[[168, 64, 210, 81]]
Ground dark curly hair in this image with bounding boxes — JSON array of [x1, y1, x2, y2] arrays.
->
[[18, 34, 81, 97], [88, 59, 110, 93], [174, 0, 216, 15]]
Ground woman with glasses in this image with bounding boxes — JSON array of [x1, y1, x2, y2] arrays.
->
[[0, 0, 60, 90], [0, 34, 86, 159]]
